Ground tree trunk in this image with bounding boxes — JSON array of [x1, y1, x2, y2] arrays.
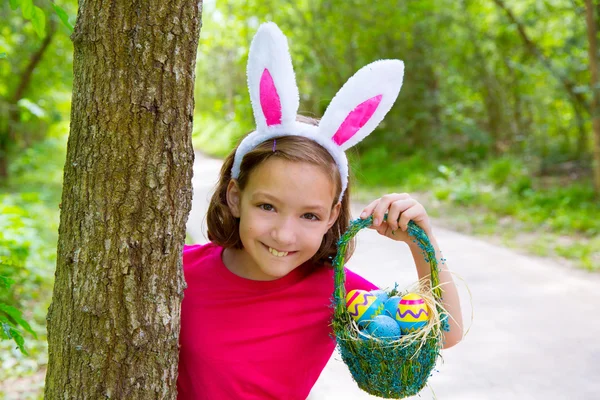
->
[[44, 1, 202, 398], [585, 0, 600, 195]]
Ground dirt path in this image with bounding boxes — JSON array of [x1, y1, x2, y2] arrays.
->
[[188, 152, 600, 400]]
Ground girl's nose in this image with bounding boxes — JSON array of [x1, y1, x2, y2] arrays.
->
[[271, 217, 295, 246]]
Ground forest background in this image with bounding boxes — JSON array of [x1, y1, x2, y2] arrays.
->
[[1, 0, 599, 397]]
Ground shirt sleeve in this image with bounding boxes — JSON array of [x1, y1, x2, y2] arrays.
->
[[343, 267, 379, 292]]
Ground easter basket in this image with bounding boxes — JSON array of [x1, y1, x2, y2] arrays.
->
[[331, 215, 450, 399]]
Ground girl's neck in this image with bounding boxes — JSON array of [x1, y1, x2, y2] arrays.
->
[[222, 247, 277, 281]]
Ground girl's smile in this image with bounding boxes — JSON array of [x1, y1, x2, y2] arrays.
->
[[223, 157, 341, 281], [264, 243, 296, 257]]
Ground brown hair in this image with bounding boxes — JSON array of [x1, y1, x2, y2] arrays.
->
[[206, 116, 355, 265]]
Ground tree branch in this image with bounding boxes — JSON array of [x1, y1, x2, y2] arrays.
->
[[11, 19, 57, 103], [492, 0, 589, 110]]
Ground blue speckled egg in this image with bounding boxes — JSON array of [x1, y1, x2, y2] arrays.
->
[[370, 289, 389, 304], [365, 315, 402, 340], [384, 296, 402, 319]]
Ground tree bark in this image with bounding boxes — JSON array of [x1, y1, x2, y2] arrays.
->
[[45, 0, 202, 398], [585, 0, 600, 195]]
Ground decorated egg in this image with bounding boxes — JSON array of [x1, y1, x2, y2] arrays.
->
[[370, 289, 389, 303], [383, 296, 402, 318], [365, 315, 401, 340], [346, 289, 385, 326], [395, 293, 430, 334]]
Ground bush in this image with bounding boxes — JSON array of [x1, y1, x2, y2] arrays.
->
[[0, 134, 63, 380]]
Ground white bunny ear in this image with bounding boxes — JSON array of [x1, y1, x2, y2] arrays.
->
[[319, 60, 404, 150], [247, 22, 299, 132]]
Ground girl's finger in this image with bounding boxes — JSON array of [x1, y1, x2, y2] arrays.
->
[[372, 193, 411, 227], [360, 199, 381, 219], [398, 204, 425, 231], [374, 221, 390, 235], [387, 199, 417, 231]]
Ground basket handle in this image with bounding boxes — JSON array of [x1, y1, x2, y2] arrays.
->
[[332, 214, 443, 319]]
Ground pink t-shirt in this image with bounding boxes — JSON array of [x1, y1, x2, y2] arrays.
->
[[177, 242, 377, 400]]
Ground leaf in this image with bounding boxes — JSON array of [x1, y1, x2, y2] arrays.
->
[[0, 304, 23, 324], [0, 304, 36, 337], [0, 53, 6, 59], [32, 6, 46, 38], [573, 85, 590, 94], [1, 323, 28, 355], [10, 327, 28, 355], [9, 0, 20, 11], [21, 0, 33, 19], [18, 98, 46, 118], [52, 3, 74, 33], [0, 275, 14, 288], [1, 322, 12, 339]]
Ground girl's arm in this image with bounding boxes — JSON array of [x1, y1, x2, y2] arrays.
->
[[360, 193, 464, 349]]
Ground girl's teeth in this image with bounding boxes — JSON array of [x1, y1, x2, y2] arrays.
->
[[269, 247, 288, 257]]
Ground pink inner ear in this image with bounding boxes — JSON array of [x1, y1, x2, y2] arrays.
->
[[332, 94, 383, 146], [260, 68, 282, 126]]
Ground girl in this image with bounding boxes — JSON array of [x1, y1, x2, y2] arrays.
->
[[177, 23, 463, 399]]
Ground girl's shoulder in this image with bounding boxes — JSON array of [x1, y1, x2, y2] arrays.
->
[[181, 242, 229, 289], [183, 241, 216, 254], [182, 242, 221, 269]]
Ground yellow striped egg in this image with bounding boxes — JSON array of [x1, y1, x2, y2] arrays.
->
[[346, 289, 385, 325], [395, 293, 430, 334]]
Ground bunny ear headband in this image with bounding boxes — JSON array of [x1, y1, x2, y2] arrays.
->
[[232, 22, 405, 202]]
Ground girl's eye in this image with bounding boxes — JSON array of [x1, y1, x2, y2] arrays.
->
[[259, 204, 274, 211], [302, 213, 320, 221]]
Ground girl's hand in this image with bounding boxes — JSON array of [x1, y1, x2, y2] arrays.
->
[[359, 193, 432, 244]]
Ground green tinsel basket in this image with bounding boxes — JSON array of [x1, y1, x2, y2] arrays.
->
[[331, 215, 448, 399]]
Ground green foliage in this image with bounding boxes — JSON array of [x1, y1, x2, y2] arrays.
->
[[349, 147, 437, 191], [484, 157, 528, 187], [1, 0, 75, 189], [354, 154, 599, 270], [555, 239, 600, 271], [51, 2, 73, 32], [192, 114, 252, 157], [0, 133, 64, 382], [7, 0, 74, 37], [432, 160, 599, 235], [0, 197, 40, 357], [195, 0, 593, 169], [1, 275, 37, 355], [12, 0, 45, 38], [31, 5, 46, 38]]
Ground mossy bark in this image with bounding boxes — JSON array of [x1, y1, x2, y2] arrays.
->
[[45, 1, 202, 398]]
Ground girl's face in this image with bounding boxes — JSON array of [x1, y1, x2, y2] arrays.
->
[[225, 157, 341, 281]]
